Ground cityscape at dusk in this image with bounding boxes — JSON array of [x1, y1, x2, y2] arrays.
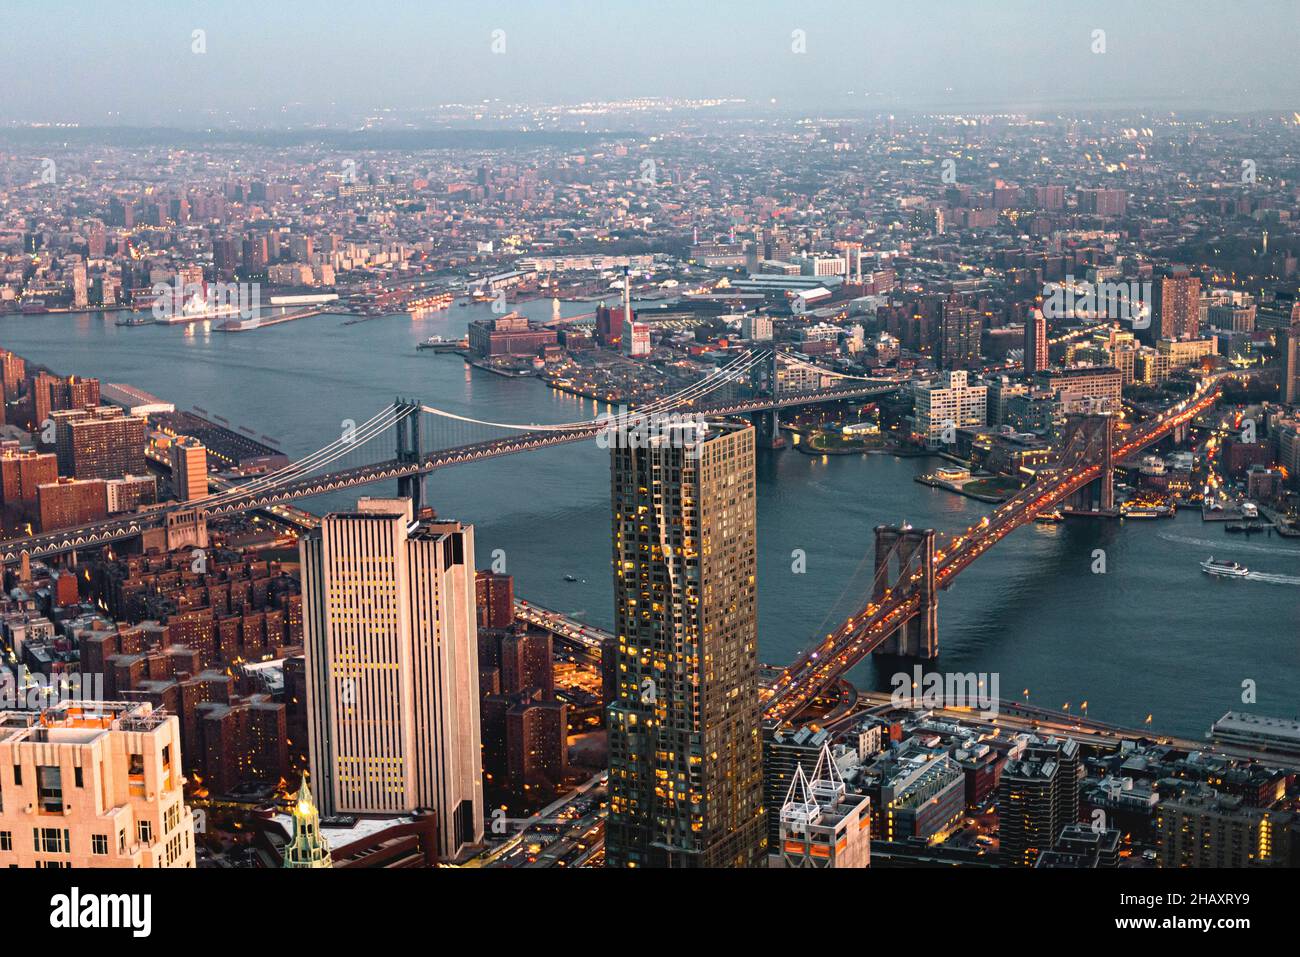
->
[[5, 0, 1299, 938]]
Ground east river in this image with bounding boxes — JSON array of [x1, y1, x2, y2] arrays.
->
[[3, 302, 1297, 738]]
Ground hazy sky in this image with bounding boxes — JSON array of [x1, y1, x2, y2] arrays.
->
[[3, 0, 1298, 124]]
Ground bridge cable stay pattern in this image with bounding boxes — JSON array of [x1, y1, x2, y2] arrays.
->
[[417, 348, 773, 433], [193, 403, 409, 510]]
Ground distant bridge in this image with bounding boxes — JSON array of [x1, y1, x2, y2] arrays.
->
[[0, 350, 899, 564]]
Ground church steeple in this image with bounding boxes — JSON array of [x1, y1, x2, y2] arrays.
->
[[283, 773, 332, 869]]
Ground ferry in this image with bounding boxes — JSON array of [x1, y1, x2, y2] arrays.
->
[[415, 336, 465, 353], [1121, 503, 1174, 519], [1201, 557, 1250, 578]]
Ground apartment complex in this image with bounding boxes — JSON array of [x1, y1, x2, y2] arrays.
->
[[1023, 307, 1048, 377], [1158, 788, 1298, 867], [50, 405, 146, 480], [913, 371, 988, 442], [1154, 273, 1202, 342], [606, 421, 766, 867], [1031, 366, 1123, 406]]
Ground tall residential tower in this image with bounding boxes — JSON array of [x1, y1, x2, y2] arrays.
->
[[606, 420, 766, 867], [1285, 317, 1300, 406], [1024, 307, 1048, 377]]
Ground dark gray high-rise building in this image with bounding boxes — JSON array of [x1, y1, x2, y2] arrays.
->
[[762, 724, 830, 851], [997, 736, 1081, 867], [939, 301, 982, 370], [606, 420, 766, 867], [1285, 318, 1300, 406]]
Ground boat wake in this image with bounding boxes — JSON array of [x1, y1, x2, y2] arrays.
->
[[1160, 532, 1300, 558], [1242, 571, 1300, 586]]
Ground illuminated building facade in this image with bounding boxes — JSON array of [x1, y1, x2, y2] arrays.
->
[[1158, 788, 1298, 867], [913, 371, 988, 443], [1154, 273, 1202, 342], [1023, 307, 1049, 377], [282, 775, 332, 868], [606, 421, 765, 867]]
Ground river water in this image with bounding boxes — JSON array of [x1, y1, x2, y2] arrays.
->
[[2, 302, 1296, 738]]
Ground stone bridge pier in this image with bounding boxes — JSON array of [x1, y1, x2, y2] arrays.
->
[[871, 524, 939, 659]]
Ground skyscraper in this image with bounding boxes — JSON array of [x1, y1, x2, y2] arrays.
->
[[1024, 307, 1049, 377], [51, 405, 145, 480], [938, 300, 982, 370], [1285, 319, 1300, 406], [606, 420, 766, 867], [997, 736, 1081, 867], [777, 741, 871, 868], [300, 497, 484, 860], [0, 349, 25, 401], [763, 724, 830, 850], [1154, 273, 1202, 342]]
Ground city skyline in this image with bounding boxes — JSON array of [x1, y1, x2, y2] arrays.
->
[[0, 5, 1298, 925]]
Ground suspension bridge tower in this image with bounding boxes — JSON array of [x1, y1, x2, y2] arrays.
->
[[871, 524, 939, 659], [752, 350, 784, 449], [394, 398, 425, 511], [1062, 409, 1116, 514]]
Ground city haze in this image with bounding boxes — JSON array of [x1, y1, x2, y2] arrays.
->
[[2, 0, 1299, 126]]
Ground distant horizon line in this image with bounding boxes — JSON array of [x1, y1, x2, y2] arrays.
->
[[4, 99, 1299, 131]]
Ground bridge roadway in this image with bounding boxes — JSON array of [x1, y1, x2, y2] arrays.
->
[[762, 375, 1229, 723], [0, 381, 899, 564]]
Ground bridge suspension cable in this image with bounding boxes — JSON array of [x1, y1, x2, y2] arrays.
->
[[191, 403, 410, 509], [767, 532, 909, 706], [417, 349, 772, 432]]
